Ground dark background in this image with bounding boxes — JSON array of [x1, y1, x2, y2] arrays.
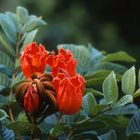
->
[[0, 0, 140, 66]]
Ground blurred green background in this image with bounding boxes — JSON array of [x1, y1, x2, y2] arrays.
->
[[0, 0, 140, 66]]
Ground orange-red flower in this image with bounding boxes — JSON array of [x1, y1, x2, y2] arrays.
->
[[23, 85, 40, 113], [21, 42, 48, 78], [53, 74, 85, 114], [47, 48, 86, 115], [46, 48, 77, 77]]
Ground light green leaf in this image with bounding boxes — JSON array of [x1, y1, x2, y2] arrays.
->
[[138, 70, 140, 88], [50, 123, 64, 137], [82, 93, 97, 116], [98, 129, 117, 140], [0, 50, 14, 69], [22, 16, 46, 32], [22, 29, 38, 47], [0, 13, 17, 44], [101, 51, 136, 63], [7, 121, 33, 135], [133, 89, 140, 98], [114, 95, 133, 108], [57, 44, 91, 74], [0, 72, 10, 87], [0, 109, 8, 121], [126, 111, 140, 136], [17, 112, 28, 122], [103, 72, 118, 104], [16, 6, 29, 24], [5, 12, 22, 33], [122, 66, 136, 94]]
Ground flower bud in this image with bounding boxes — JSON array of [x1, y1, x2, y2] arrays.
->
[[23, 85, 39, 113]]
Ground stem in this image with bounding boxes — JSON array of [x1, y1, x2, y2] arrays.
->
[[8, 33, 21, 122]]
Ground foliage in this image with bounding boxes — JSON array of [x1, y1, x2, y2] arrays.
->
[[0, 6, 140, 140]]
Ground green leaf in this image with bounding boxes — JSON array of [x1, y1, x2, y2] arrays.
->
[[5, 12, 22, 33], [133, 89, 140, 98], [122, 66, 136, 94], [106, 104, 138, 115], [84, 88, 104, 96], [22, 16, 46, 32], [0, 109, 8, 121], [7, 121, 33, 135], [74, 120, 109, 135], [85, 70, 113, 80], [126, 111, 140, 136], [103, 72, 118, 104], [98, 129, 117, 140], [50, 123, 64, 137], [82, 93, 97, 116], [57, 44, 91, 74], [88, 62, 127, 75], [114, 95, 133, 108], [0, 31, 15, 57], [0, 50, 14, 69], [16, 6, 29, 24], [22, 29, 38, 46], [128, 133, 140, 140], [86, 77, 107, 87], [0, 95, 8, 107], [101, 51, 136, 63], [138, 70, 140, 88], [0, 13, 17, 44], [0, 72, 10, 87], [11, 72, 25, 88], [17, 112, 28, 122]]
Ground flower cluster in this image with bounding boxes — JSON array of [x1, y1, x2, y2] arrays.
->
[[16, 42, 85, 123]]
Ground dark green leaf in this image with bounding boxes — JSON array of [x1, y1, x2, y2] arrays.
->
[[103, 72, 118, 104], [0, 95, 8, 107], [84, 88, 104, 96], [88, 62, 127, 75], [106, 104, 138, 115], [98, 129, 117, 140], [101, 51, 136, 63], [0, 109, 8, 121], [128, 133, 140, 140], [7, 121, 33, 135], [0, 31, 15, 57], [126, 110, 140, 136], [11, 72, 25, 88], [122, 66, 136, 94], [50, 123, 64, 137], [138, 70, 140, 88]]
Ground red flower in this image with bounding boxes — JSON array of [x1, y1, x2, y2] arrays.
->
[[21, 42, 48, 78], [46, 48, 77, 77], [24, 85, 39, 113], [47, 48, 86, 114], [53, 74, 85, 114]]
